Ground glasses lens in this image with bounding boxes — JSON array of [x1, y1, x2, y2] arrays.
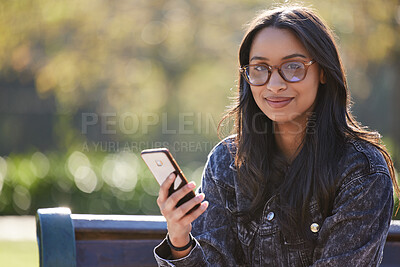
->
[[246, 65, 269, 85], [281, 61, 306, 82]]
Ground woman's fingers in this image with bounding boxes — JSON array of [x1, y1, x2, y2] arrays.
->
[[166, 181, 196, 207], [169, 193, 208, 222], [158, 172, 197, 213], [175, 193, 205, 216], [180, 201, 209, 226], [157, 172, 176, 204], [161, 181, 196, 217], [157, 171, 209, 227]]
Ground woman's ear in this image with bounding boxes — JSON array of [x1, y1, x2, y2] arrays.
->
[[320, 68, 326, 84]]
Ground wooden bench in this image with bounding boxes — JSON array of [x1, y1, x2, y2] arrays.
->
[[36, 207, 400, 267]]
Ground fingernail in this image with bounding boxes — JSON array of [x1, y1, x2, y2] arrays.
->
[[169, 173, 175, 179], [188, 182, 196, 189], [196, 193, 205, 200], [201, 201, 209, 209]]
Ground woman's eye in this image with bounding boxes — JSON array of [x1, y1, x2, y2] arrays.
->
[[285, 63, 302, 70], [254, 65, 268, 71]]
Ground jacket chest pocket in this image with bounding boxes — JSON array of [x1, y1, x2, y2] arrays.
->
[[282, 234, 313, 267], [279, 198, 323, 266], [219, 182, 258, 247], [215, 181, 258, 265], [257, 224, 282, 266]]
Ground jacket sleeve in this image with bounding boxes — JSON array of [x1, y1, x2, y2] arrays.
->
[[154, 154, 243, 266], [311, 171, 394, 266]]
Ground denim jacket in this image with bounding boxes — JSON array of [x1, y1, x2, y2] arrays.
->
[[154, 136, 394, 266]]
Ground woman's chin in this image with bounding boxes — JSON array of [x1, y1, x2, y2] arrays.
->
[[265, 114, 293, 123]]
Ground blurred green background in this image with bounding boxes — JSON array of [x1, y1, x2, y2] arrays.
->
[[1, 0, 400, 265], [1, 0, 400, 223]]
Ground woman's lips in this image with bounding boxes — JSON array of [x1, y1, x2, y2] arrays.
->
[[265, 97, 294, 108]]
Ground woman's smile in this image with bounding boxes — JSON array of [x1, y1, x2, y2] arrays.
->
[[265, 96, 294, 108]]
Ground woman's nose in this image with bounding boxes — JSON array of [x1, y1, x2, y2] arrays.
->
[[266, 70, 287, 93]]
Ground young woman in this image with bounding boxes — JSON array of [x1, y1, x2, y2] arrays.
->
[[154, 5, 398, 266]]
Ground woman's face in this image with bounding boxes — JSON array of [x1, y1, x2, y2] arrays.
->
[[248, 27, 323, 126]]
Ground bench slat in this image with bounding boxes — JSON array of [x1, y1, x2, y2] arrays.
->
[[381, 242, 400, 266], [76, 240, 160, 267], [72, 214, 167, 240]]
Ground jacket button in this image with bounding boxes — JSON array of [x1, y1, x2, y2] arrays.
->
[[266, 211, 275, 221], [310, 223, 320, 233]]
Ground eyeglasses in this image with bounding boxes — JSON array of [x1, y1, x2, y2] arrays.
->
[[240, 60, 315, 86]]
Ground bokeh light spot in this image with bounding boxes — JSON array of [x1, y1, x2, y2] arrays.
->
[[17, 159, 36, 188], [30, 152, 50, 178], [101, 152, 139, 192], [73, 166, 98, 194], [12, 185, 31, 212], [67, 151, 91, 176]]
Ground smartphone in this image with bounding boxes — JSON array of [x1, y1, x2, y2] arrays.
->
[[141, 148, 200, 212]]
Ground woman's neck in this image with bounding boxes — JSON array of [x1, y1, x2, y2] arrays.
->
[[273, 118, 307, 161]]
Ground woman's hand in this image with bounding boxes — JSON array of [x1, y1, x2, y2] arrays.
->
[[157, 172, 209, 258]]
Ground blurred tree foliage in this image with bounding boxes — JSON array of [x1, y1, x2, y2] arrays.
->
[[0, 0, 399, 216]]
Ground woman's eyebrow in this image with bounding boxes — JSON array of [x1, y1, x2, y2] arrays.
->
[[250, 56, 268, 62], [282, 53, 307, 60], [250, 53, 307, 62]]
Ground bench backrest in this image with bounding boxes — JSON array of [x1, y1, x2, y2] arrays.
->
[[36, 208, 166, 267], [36, 207, 400, 267]]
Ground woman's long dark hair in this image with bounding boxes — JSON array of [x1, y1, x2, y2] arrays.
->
[[219, 5, 399, 240]]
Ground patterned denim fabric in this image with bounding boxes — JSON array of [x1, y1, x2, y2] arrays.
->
[[154, 136, 394, 266]]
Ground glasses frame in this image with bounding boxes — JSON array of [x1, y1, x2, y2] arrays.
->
[[240, 59, 315, 86]]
